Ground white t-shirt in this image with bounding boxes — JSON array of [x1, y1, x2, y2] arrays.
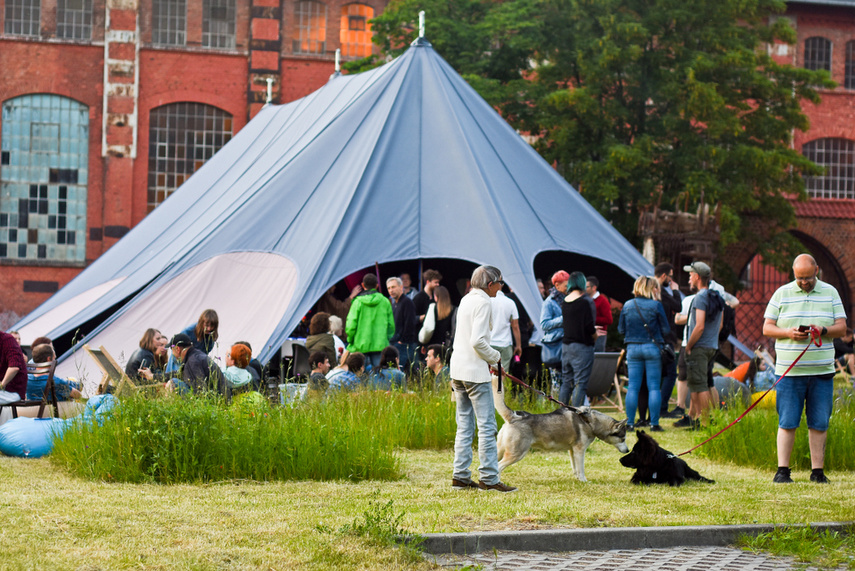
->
[[490, 291, 519, 347]]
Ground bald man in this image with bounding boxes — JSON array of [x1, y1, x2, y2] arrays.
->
[[763, 254, 847, 484]]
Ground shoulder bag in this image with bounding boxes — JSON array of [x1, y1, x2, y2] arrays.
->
[[418, 303, 437, 344], [632, 300, 675, 366]]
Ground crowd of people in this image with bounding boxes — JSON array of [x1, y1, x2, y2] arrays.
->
[[1, 255, 845, 486]]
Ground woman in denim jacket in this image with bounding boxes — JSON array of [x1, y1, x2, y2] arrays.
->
[[618, 276, 671, 431], [540, 271, 570, 388]]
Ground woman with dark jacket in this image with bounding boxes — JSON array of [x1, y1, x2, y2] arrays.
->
[[426, 286, 456, 348], [305, 312, 338, 367], [125, 328, 168, 382], [618, 275, 671, 431], [560, 271, 597, 407]]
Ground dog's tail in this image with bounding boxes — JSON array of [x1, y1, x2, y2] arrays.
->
[[491, 374, 514, 423]]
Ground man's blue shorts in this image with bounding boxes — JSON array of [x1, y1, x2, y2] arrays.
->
[[775, 373, 834, 431]]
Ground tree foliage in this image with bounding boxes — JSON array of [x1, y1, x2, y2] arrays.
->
[[369, 0, 834, 271]]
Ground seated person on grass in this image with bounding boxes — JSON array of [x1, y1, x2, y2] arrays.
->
[[27, 344, 83, 401], [369, 345, 406, 391], [125, 328, 168, 383], [424, 343, 451, 389], [167, 333, 228, 397], [327, 351, 365, 391], [307, 351, 330, 399], [222, 343, 254, 393]]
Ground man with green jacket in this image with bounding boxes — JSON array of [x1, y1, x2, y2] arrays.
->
[[345, 273, 395, 371]]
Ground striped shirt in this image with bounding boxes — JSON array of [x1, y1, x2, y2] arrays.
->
[[764, 279, 846, 376]]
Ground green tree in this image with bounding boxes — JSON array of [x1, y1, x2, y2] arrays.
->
[[371, 0, 834, 273]]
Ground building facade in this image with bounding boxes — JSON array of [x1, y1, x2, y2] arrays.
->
[[0, 0, 386, 327], [731, 0, 855, 353]]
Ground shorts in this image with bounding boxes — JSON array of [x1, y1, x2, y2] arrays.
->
[[776, 374, 834, 431], [686, 347, 716, 393]]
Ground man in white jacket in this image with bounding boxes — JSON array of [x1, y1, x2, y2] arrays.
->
[[450, 265, 517, 493]]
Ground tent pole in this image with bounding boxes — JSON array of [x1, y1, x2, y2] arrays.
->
[[419, 11, 425, 38]]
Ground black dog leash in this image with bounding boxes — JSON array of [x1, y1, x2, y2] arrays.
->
[[496, 367, 576, 412]]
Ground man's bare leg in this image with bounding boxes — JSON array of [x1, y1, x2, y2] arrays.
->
[[808, 428, 827, 469], [777, 427, 796, 467]]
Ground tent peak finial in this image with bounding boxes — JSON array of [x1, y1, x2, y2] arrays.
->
[[410, 11, 431, 47]]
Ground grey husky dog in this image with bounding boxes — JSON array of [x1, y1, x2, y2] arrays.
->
[[493, 376, 629, 482]]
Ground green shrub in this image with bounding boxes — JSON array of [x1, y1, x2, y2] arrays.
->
[[697, 388, 855, 471]]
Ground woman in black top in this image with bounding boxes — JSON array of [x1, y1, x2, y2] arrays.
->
[[560, 271, 597, 406]]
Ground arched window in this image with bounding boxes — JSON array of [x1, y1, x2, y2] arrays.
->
[[846, 41, 855, 90], [340, 3, 374, 58], [294, 1, 327, 55], [802, 138, 855, 199], [4, 0, 40, 36], [0, 94, 89, 261], [804, 36, 832, 72], [147, 103, 233, 212]]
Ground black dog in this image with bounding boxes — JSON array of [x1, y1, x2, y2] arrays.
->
[[619, 430, 715, 486]]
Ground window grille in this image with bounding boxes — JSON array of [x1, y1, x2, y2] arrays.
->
[[202, 0, 235, 49], [147, 103, 233, 212], [0, 95, 89, 262], [339, 3, 373, 58], [803, 138, 855, 199], [845, 41, 855, 90], [152, 0, 186, 46], [57, 0, 92, 40], [293, 1, 326, 54], [804, 36, 832, 72], [4, 0, 40, 37]]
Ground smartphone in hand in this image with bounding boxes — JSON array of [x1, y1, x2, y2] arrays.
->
[[797, 325, 811, 333]]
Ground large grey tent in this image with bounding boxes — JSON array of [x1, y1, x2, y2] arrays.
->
[[14, 38, 652, 379]]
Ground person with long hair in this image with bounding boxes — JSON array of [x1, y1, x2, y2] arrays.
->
[[125, 328, 168, 382], [618, 276, 670, 431], [181, 309, 219, 354], [369, 345, 406, 390], [560, 271, 597, 407], [421, 285, 456, 349], [306, 312, 337, 367]]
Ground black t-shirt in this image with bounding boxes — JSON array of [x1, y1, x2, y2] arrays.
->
[[562, 296, 596, 346], [413, 290, 433, 318]]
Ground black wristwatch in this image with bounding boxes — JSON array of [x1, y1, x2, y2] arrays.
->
[[821, 326, 828, 336]]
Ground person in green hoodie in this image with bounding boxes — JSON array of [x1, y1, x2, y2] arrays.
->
[[345, 273, 395, 371]]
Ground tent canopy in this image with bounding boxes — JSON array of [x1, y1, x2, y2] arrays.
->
[[14, 38, 652, 379]]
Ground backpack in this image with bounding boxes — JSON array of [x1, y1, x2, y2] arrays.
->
[[719, 303, 737, 345]]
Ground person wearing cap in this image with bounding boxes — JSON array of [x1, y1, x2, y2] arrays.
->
[[169, 333, 228, 397], [676, 261, 723, 429], [762, 254, 846, 484]]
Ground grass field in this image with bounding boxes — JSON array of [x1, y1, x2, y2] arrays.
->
[[3, 416, 854, 570]]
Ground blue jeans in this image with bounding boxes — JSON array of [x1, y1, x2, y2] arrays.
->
[[394, 342, 418, 373], [451, 380, 499, 485], [364, 351, 383, 372], [560, 343, 595, 407], [626, 343, 662, 426], [594, 335, 607, 352], [659, 353, 678, 414], [776, 374, 834, 430]]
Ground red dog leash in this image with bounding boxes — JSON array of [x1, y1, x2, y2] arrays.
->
[[496, 367, 577, 411], [677, 326, 823, 457]]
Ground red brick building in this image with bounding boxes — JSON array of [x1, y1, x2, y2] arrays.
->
[[732, 0, 855, 354], [0, 0, 386, 328], [2, 0, 855, 346]]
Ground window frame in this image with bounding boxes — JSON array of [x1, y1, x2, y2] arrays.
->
[[802, 138, 855, 200]]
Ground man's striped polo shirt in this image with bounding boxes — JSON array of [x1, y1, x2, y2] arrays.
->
[[764, 279, 846, 377]]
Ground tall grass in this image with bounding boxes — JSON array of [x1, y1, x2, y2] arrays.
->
[[697, 388, 855, 471], [52, 392, 401, 483], [49, 379, 590, 484]]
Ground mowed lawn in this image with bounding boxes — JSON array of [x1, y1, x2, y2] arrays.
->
[[3, 424, 853, 570]]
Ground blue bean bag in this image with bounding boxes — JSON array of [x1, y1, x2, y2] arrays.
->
[[0, 394, 118, 458]]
